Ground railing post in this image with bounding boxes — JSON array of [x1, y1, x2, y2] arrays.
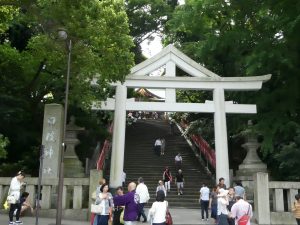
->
[[73, 186, 82, 209], [274, 189, 284, 212], [0, 185, 3, 208], [254, 172, 270, 225], [41, 185, 51, 209], [288, 189, 298, 211], [89, 170, 103, 208], [62, 186, 67, 209], [26, 185, 36, 209]]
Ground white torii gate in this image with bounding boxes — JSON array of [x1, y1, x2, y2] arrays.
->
[[93, 45, 271, 188]]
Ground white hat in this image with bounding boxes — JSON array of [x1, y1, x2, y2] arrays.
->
[[217, 188, 229, 197]]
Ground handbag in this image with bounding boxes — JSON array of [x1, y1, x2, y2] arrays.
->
[[237, 204, 250, 225], [91, 204, 103, 214], [165, 201, 173, 225], [7, 195, 16, 204], [120, 209, 124, 224]]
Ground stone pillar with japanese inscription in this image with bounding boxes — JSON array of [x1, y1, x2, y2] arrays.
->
[[41, 104, 64, 178]]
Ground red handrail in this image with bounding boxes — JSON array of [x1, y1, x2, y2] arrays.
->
[[180, 121, 216, 169], [191, 134, 216, 168], [96, 123, 113, 170]]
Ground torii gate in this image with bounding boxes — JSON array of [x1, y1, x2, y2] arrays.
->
[[93, 45, 271, 188]]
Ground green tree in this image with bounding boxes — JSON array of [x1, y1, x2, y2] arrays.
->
[[165, 0, 300, 179], [0, 0, 134, 175], [125, 0, 178, 63], [0, 134, 9, 159]]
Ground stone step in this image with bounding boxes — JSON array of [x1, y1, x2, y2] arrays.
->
[[121, 120, 215, 209]]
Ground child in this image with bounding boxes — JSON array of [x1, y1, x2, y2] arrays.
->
[[20, 192, 34, 216]]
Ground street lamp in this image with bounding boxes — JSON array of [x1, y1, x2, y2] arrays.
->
[[56, 29, 72, 225]]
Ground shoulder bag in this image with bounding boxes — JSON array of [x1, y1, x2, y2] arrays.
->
[[6, 187, 17, 204], [165, 201, 173, 225], [237, 204, 250, 225], [91, 203, 103, 214]]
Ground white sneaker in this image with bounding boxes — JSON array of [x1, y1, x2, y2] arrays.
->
[[9, 222, 14, 225], [15, 221, 23, 225]]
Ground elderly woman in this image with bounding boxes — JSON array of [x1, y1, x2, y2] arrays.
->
[[156, 180, 167, 197], [94, 183, 113, 225]]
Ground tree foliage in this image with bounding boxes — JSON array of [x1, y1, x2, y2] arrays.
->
[[165, 0, 300, 179], [125, 0, 178, 63], [0, 134, 9, 159], [0, 0, 134, 175]]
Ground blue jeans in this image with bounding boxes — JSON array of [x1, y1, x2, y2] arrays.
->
[[218, 213, 229, 225], [200, 200, 209, 219], [137, 203, 147, 221], [97, 215, 109, 225]]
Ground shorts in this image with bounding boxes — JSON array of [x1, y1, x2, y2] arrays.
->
[[177, 182, 184, 189]]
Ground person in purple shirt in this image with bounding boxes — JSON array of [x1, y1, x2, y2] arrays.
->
[[114, 182, 139, 225]]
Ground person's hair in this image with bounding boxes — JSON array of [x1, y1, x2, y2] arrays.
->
[[295, 194, 300, 201], [138, 177, 144, 183], [156, 190, 165, 202], [212, 185, 219, 192], [17, 171, 25, 177], [219, 177, 224, 182], [116, 186, 123, 192], [235, 195, 243, 200], [21, 192, 29, 198], [235, 180, 243, 186], [100, 183, 109, 192]]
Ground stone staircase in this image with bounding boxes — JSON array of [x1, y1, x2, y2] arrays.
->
[[123, 119, 214, 208]]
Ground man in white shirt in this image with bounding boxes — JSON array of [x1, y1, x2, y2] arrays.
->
[[174, 153, 182, 171], [230, 195, 253, 225], [154, 138, 162, 156], [199, 183, 210, 221], [136, 177, 150, 222]]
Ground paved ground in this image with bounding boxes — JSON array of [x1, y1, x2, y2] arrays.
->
[[0, 208, 258, 225]]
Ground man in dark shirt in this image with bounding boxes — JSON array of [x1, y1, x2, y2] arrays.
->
[[175, 169, 184, 195]]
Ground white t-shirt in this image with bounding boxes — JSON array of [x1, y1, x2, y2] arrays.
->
[[200, 186, 210, 201], [9, 177, 22, 200], [136, 183, 150, 203], [175, 155, 182, 162], [148, 201, 168, 223], [217, 197, 229, 215], [155, 139, 162, 146]]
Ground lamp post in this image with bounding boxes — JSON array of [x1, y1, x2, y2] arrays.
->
[[56, 30, 72, 225]]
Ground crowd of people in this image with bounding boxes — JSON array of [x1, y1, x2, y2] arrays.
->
[[6, 169, 300, 225], [198, 178, 253, 225]]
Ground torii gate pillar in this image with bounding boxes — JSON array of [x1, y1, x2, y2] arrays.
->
[[213, 88, 230, 186], [110, 85, 127, 188]]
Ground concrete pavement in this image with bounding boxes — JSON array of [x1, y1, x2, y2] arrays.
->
[[0, 208, 258, 225]]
